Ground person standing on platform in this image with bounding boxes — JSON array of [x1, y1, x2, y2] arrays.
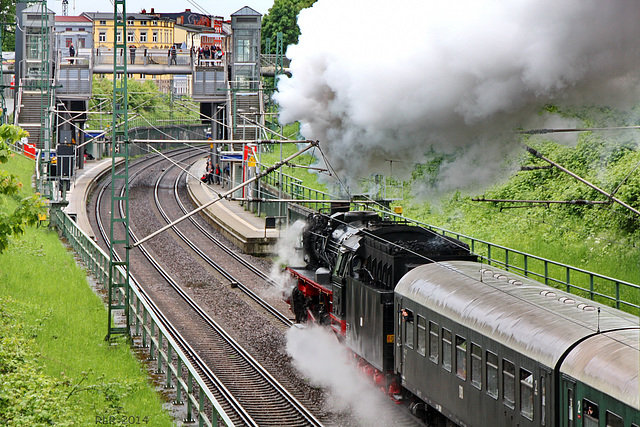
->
[[204, 160, 214, 184], [223, 164, 230, 187], [214, 164, 221, 184], [129, 45, 136, 65], [69, 42, 75, 64], [169, 45, 177, 65]]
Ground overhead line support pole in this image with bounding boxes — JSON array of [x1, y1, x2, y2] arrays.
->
[[107, 0, 131, 341], [524, 145, 640, 217]]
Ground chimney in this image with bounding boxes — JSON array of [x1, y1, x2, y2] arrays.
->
[[150, 7, 154, 14], [185, 8, 191, 12], [141, 8, 146, 14]]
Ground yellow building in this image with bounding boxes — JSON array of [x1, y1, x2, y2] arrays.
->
[[82, 12, 175, 50], [82, 12, 179, 88]]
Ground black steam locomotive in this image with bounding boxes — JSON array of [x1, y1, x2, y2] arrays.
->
[[285, 211, 640, 426]]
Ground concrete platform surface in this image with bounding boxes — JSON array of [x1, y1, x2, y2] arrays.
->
[[186, 158, 277, 255]]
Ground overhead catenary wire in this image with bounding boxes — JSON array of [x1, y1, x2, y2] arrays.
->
[[525, 145, 640, 217], [129, 140, 320, 248]]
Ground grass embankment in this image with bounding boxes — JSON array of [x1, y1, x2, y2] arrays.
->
[[0, 154, 174, 426]]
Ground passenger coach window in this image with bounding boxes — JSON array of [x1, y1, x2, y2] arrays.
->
[[403, 309, 414, 349], [486, 351, 498, 399], [429, 322, 439, 363], [503, 359, 515, 409], [455, 336, 467, 380], [606, 411, 623, 427], [416, 316, 426, 356], [470, 343, 481, 389], [583, 399, 598, 427], [520, 369, 533, 420], [442, 329, 452, 372]]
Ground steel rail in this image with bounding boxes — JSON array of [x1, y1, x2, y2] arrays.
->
[[98, 150, 322, 426], [151, 166, 292, 327], [95, 149, 253, 426], [140, 163, 322, 426]]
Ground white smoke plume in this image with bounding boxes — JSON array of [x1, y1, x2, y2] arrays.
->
[[286, 325, 401, 425], [268, 220, 306, 299], [275, 0, 640, 191]]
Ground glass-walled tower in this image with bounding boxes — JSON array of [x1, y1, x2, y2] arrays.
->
[[231, 6, 261, 91]]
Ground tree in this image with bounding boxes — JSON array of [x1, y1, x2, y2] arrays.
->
[[87, 76, 198, 129], [0, 124, 46, 253], [262, 0, 317, 54], [0, 0, 16, 52]]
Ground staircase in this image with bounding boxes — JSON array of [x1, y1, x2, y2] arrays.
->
[[16, 89, 53, 149], [232, 92, 261, 140]]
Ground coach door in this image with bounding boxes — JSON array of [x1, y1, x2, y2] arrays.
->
[[539, 368, 551, 426], [395, 299, 403, 376], [561, 377, 577, 427]]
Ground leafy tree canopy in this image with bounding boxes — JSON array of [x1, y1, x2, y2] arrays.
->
[[0, 0, 15, 52], [87, 76, 198, 129], [0, 124, 46, 253], [262, 0, 317, 54]]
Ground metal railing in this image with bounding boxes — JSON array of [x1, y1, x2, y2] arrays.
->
[[378, 210, 640, 315], [260, 169, 640, 314], [50, 206, 234, 426], [93, 47, 200, 67]]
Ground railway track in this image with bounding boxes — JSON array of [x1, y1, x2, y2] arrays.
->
[[93, 148, 323, 426], [89, 147, 425, 427], [160, 168, 292, 328]]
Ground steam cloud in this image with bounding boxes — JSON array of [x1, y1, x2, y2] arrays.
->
[[268, 220, 306, 300], [275, 0, 640, 191], [286, 325, 400, 424]]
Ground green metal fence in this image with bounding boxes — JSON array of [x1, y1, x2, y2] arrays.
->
[[260, 170, 640, 315], [50, 205, 233, 427]]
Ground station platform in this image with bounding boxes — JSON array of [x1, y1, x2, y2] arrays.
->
[[65, 156, 277, 255], [186, 158, 278, 255], [64, 158, 117, 240]]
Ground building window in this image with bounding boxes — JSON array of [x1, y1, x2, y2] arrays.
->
[[486, 351, 498, 399], [153, 21, 158, 26], [455, 336, 467, 380], [428, 321, 439, 363], [65, 27, 72, 31], [470, 343, 481, 389], [503, 359, 515, 409], [79, 28, 85, 32], [442, 328, 452, 372], [78, 38, 85, 48], [152, 31, 158, 42], [99, 32, 106, 42], [65, 38, 72, 47], [520, 369, 534, 420], [117, 31, 122, 43], [140, 20, 147, 26], [140, 31, 147, 42], [100, 20, 106, 25], [127, 31, 135, 42], [237, 38, 252, 62], [127, 20, 134, 25]]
